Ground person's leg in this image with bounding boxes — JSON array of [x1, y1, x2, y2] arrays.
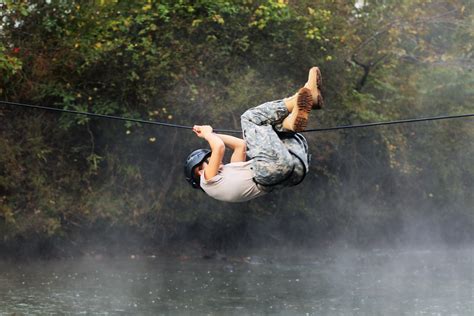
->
[[304, 66, 324, 109], [281, 87, 313, 132], [283, 66, 323, 111], [281, 133, 310, 185], [240, 67, 322, 186], [246, 125, 295, 186], [240, 99, 290, 127], [240, 66, 322, 127], [281, 67, 324, 132], [241, 100, 295, 186]]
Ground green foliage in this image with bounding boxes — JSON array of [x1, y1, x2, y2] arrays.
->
[[0, 0, 472, 249]]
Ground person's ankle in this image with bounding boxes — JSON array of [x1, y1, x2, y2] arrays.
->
[[283, 96, 296, 112]]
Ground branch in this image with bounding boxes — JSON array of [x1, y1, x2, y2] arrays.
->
[[352, 54, 388, 92]]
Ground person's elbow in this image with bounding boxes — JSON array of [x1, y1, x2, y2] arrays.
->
[[234, 140, 246, 156], [239, 143, 246, 157], [237, 139, 246, 151], [213, 141, 225, 156], [231, 141, 246, 163]]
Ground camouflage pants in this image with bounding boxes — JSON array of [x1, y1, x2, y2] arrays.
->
[[241, 100, 310, 189]]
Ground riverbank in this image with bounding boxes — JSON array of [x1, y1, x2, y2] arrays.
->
[[1, 216, 472, 261]]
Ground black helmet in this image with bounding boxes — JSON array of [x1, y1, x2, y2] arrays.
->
[[184, 149, 211, 188]]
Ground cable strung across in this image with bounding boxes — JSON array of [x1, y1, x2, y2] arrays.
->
[[1, 100, 473, 134]]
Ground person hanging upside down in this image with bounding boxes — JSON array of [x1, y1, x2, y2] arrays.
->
[[184, 67, 324, 202]]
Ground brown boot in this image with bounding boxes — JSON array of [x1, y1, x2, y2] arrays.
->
[[305, 67, 324, 109], [282, 87, 313, 132]]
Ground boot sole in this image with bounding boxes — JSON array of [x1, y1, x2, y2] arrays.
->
[[294, 87, 313, 132], [313, 67, 324, 110]]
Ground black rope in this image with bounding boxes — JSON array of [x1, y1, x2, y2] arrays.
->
[[303, 113, 474, 132], [0, 100, 240, 134], [0, 100, 194, 130], [1, 100, 473, 134]]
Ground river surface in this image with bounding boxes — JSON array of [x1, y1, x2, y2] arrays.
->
[[0, 246, 472, 315]]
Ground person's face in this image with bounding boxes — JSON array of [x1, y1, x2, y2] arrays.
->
[[194, 157, 210, 179]]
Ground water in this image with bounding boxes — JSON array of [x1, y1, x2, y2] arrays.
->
[[0, 247, 472, 315]]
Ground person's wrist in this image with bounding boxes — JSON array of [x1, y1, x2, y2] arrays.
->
[[203, 132, 214, 139]]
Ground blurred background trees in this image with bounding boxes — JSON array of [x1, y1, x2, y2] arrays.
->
[[0, 0, 472, 253]]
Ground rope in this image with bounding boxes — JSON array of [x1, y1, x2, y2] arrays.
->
[[0, 100, 195, 130], [1, 100, 473, 134], [303, 113, 474, 132]]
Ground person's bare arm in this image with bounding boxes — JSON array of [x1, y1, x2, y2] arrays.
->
[[193, 125, 225, 180], [215, 134, 246, 163]]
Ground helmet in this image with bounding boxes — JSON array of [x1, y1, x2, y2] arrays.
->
[[184, 149, 211, 188]]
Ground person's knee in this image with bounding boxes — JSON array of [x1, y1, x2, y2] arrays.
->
[[241, 110, 253, 123]]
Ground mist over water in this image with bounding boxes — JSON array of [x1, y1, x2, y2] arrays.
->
[[0, 246, 472, 315]]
